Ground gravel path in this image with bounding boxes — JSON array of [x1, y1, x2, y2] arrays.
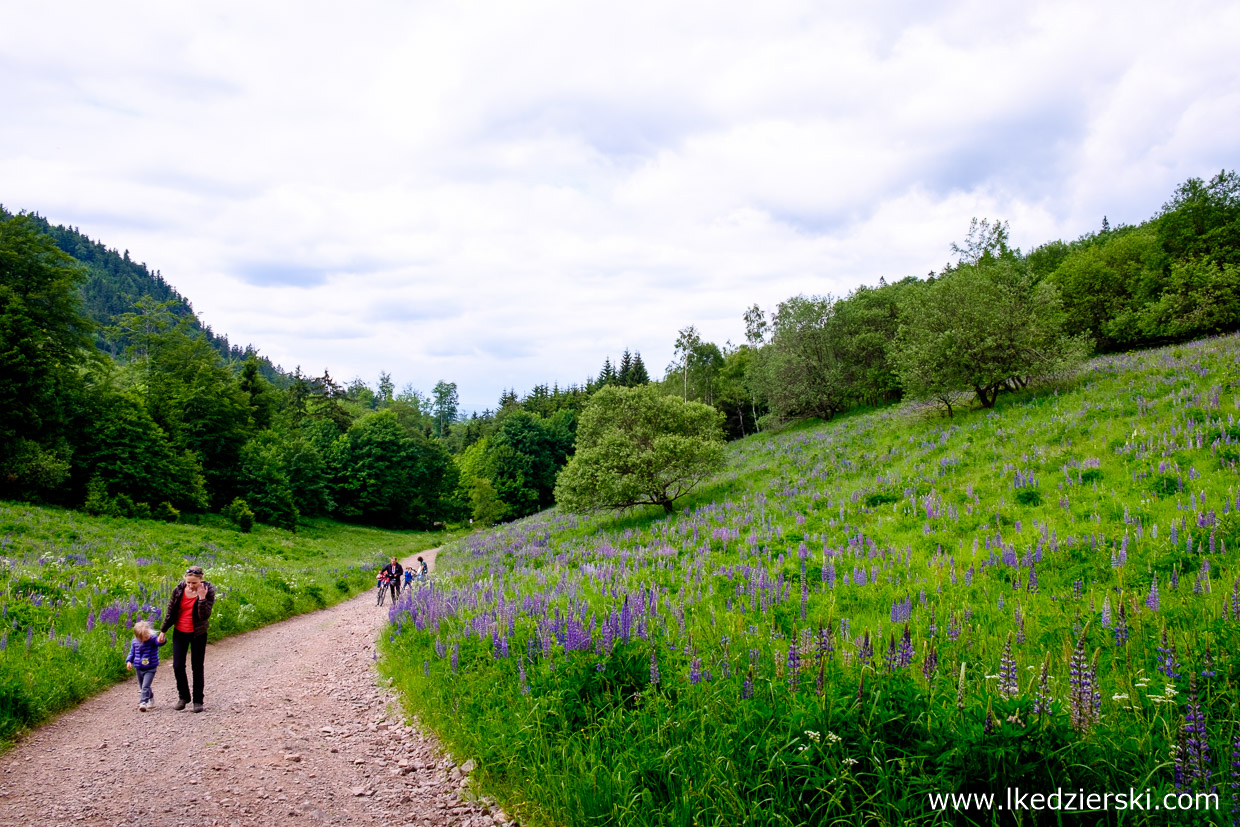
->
[[0, 550, 513, 827]]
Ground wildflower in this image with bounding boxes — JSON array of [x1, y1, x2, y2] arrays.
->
[[1176, 675, 1214, 796], [649, 650, 660, 685], [1100, 596, 1112, 628], [897, 625, 914, 669], [1201, 643, 1216, 679], [742, 668, 753, 700], [857, 631, 873, 668], [787, 637, 802, 692], [956, 662, 967, 710], [1113, 602, 1129, 647], [922, 646, 938, 680], [998, 633, 1018, 700], [1068, 624, 1098, 732], [1146, 574, 1160, 611], [1156, 628, 1181, 679], [690, 650, 702, 685]]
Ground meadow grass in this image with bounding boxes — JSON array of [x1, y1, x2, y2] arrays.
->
[[381, 335, 1240, 826], [0, 505, 452, 746]]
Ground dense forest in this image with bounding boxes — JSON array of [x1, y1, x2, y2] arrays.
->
[[1, 170, 1237, 529]]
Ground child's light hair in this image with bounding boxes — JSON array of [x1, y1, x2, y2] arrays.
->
[[132, 620, 154, 641]]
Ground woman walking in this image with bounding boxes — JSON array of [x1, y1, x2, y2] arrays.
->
[[157, 565, 216, 713]]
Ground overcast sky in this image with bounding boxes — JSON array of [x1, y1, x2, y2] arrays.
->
[[3, 1, 1238, 411]]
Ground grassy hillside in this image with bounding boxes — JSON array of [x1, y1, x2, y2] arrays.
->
[[0, 506, 449, 744], [380, 334, 1240, 826]]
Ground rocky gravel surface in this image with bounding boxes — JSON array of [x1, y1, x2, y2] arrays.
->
[[0, 551, 514, 827]]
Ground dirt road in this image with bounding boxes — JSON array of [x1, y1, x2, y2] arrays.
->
[[0, 550, 510, 827]]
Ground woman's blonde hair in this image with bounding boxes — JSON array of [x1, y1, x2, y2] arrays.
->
[[132, 620, 154, 640]]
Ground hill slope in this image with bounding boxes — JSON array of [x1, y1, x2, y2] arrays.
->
[[380, 334, 1240, 826]]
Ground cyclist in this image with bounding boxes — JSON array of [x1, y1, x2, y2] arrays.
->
[[381, 557, 403, 604], [376, 568, 391, 606]]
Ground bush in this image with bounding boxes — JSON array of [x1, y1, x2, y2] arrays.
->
[[222, 498, 255, 532], [153, 501, 179, 523], [1015, 488, 1042, 506]]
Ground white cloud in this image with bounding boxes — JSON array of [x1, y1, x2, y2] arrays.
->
[[2, 0, 1239, 410]]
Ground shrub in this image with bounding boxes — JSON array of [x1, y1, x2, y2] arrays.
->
[[222, 498, 255, 532]]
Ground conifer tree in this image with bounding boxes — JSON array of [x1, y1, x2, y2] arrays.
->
[[629, 352, 650, 385], [618, 349, 634, 385], [598, 357, 616, 386]]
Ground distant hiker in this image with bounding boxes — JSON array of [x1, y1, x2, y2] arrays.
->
[[381, 557, 403, 603], [157, 565, 215, 713], [417, 556, 428, 582], [125, 620, 164, 711]]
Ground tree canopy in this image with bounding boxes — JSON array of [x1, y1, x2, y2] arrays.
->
[[555, 385, 725, 514]]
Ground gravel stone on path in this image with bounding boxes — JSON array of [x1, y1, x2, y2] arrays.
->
[[0, 550, 515, 827]]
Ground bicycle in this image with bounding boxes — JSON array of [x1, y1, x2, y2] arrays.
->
[[376, 576, 389, 606]]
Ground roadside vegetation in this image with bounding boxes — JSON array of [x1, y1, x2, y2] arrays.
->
[[0, 504, 447, 744]]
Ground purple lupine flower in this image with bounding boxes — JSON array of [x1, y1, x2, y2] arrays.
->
[[1147, 574, 1161, 611], [922, 645, 938, 680], [1157, 628, 1181, 679], [896, 625, 914, 669], [1068, 627, 1098, 732], [1032, 654, 1052, 716], [1026, 567, 1039, 594], [1176, 676, 1214, 796], [1113, 602, 1129, 647], [787, 637, 802, 691], [999, 633, 1018, 699], [883, 633, 899, 672], [1201, 643, 1216, 679], [857, 631, 873, 668], [451, 642, 459, 673], [742, 668, 754, 700], [689, 650, 702, 686], [947, 612, 961, 642], [1100, 596, 1112, 629], [1014, 606, 1026, 645], [649, 650, 660, 685]]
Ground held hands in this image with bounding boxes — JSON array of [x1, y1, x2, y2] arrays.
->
[[157, 633, 166, 644]]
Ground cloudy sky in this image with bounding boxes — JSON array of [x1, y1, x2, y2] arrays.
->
[[3, 1, 1238, 411]]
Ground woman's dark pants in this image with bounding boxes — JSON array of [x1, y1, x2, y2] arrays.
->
[[172, 629, 207, 704]]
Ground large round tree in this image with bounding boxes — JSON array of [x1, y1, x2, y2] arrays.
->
[[554, 385, 725, 514]]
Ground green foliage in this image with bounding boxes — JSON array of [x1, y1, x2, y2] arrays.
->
[[333, 409, 459, 528], [222, 497, 255, 532], [0, 214, 94, 497], [1014, 488, 1042, 506], [469, 476, 507, 526], [555, 385, 725, 513], [893, 259, 1091, 410], [751, 295, 853, 421]]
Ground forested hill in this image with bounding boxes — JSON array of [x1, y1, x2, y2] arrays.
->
[[0, 205, 286, 384]]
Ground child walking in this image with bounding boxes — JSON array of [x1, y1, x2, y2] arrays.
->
[[126, 620, 163, 711]]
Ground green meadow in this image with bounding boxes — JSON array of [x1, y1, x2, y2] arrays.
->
[[380, 335, 1240, 826]]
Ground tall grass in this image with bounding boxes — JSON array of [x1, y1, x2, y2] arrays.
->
[[381, 335, 1240, 826]]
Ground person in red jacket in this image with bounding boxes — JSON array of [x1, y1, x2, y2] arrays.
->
[[157, 565, 215, 713]]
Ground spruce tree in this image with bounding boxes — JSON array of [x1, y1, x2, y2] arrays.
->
[[618, 349, 634, 386], [629, 352, 650, 385], [598, 357, 616, 386]]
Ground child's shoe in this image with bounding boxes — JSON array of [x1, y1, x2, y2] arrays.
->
[[139, 701, 149, 711]]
